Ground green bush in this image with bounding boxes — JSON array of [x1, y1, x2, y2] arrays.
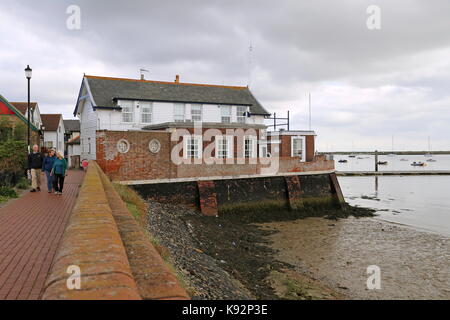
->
[[0, 140, 28, 172], [15, 178, 30, 190], [0, 186, 18, 198]]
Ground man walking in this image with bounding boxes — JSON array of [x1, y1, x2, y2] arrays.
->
[[28, 144, 43, 192]]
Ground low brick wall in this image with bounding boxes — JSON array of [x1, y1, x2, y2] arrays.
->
[[97, 166, 189, 300], [42, 162, 141, 300], [42, 161, 188, 300]]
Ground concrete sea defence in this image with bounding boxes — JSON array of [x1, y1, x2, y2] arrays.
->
[[132, 173, 346, 217]]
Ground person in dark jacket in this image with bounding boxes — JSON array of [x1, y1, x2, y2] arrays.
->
[[28, 144, 43, 192], [51, 152, 68, 195], [42, 149, 56, 193]]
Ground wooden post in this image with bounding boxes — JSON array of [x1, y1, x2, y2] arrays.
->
[[375, 150, 378, 172]]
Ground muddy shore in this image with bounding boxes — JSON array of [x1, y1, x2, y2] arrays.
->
[[145, 201, 379, 299], [145, 201, 448, 299], [261, 217, 450, 299]]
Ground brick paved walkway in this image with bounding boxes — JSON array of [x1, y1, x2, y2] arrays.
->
[[0, 170, 84, 300]]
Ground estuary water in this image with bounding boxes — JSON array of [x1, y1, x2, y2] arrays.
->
[[336, 155, 450, 236]]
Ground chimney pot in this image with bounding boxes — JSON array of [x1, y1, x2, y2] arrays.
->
[[175, 75, 180, 83]]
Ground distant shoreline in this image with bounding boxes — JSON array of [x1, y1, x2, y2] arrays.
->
[[318, 151, 450, 155]]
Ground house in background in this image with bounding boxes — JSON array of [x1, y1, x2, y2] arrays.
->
[[64, 119, 81, 168], [41, 114, 65, 154], [10, 102, 43, 130], [0, 94, 41, 145]]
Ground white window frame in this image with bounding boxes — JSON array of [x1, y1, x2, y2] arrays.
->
[[140, 102, 153, 124], [174, 103, 186, 122], [121, 101, 134, 123], [215, 135, 233, 159], [291, 136, 306, 162], [191, 104, 202, 122], [244, 135, 257, 158], [183, 135, 202, 159], [221, 105, 232, 124], [259, 142, 268, 158], [237, 106, 247, 124]]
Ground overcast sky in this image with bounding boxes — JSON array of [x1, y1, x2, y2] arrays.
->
[[1, 0, 449, 151]]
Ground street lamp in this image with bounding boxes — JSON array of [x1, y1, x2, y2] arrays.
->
[[25, 65, 32, 154]]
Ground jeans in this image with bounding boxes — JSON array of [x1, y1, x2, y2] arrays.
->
[[45, 171, 53, 192], [53, 174, 65, 193]]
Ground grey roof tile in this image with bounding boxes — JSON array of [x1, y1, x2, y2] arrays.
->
[[85, 76, 270, 115]]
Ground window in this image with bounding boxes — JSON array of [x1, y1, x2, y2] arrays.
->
[[121, 101, 134, 123], [117, 139, 130, 154], [140, 102, 153, 124], [221, 105, 231, 123], [174, 103, 185, 122], [237, 106, 247, 124], [184, 136, 202, 159], [244, 137, 255, 158], [44, 141, 53, 149], [191, 104, 202, 122], [88, 138, 91, 154], [259, 142, 268, 158], [291, 137, 304, 159], [216, 136, 230, 159]]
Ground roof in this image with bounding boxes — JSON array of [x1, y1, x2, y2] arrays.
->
[[9, 102, 38, 115], [67, 135, 80, 145], [0, 95, 39, 131], [63, 119, 80, 132], [41, 114, 62, 131], [81, 75, 270, 115]]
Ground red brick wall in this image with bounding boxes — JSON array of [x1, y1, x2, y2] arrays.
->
[[96, 130, 331, 182]]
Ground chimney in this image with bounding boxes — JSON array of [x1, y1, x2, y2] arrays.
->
[[140, 74, 145, 81], [175, 75, 180, 83]]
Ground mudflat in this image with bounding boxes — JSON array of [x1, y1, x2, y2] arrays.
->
[[259, 217, 450, 300]]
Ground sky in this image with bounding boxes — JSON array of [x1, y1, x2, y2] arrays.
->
[[1, 0, 449, 151]]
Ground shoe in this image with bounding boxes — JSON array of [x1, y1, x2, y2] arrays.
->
[[54, 191, 59, 195], [31, 189, 36, 193], [48, 190, 52, 193], [37, 187, 41, 191]]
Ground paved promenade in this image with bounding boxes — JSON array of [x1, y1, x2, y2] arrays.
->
[[0, 170, 84, 300]]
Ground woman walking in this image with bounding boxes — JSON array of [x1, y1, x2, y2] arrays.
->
[[42, 149, 56, 193], [51, 152, 68, 195]]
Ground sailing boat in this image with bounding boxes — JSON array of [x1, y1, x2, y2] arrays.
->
[[424, 137, 433, 157], [387, 135, 396, 157], [425, 137, 437, 162]]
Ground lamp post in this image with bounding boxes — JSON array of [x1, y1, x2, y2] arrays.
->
[[25, 65, 32, 154]]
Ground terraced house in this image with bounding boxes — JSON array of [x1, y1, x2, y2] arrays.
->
[[74, 74, 331, 183]]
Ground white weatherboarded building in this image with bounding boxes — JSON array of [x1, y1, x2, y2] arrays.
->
[[73, 75, 270, 161]]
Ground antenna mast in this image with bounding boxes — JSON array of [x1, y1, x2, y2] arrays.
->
[[309, 93, 312, 131], [248, 41, 253, 87], [139, 68, 149, 80]]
